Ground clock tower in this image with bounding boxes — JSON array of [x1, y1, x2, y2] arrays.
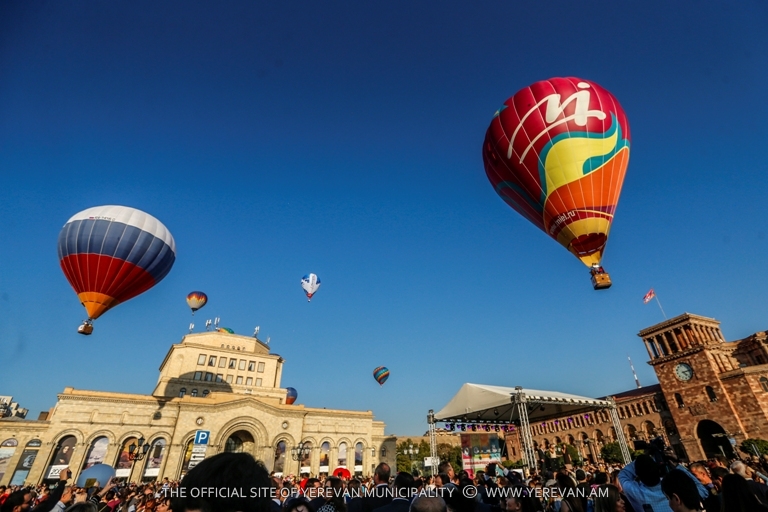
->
[[638, 313, 763, 461]]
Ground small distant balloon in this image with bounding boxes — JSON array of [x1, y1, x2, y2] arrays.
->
[[286, 387, 298, 405], [216, 327, 234, 334], [186, 291, 208, 314], [301, 273, 321, 301], [373, 366, 390, 386]]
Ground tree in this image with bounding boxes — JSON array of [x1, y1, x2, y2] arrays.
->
[[600, 442, 624, 463], [436, 443, 462, 471], [740, 438, 768, 457]]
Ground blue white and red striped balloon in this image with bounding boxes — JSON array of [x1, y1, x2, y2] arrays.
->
[[301, 273, 321, 301], [286, 387, 298, 405], [57, 205, 176, 332]]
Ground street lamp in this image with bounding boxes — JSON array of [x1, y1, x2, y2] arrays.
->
[[128, 437, 151, 461], [399, 443, 419, 473], [291, 442, 312, 461]]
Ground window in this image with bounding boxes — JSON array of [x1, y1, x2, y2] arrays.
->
[[248, 361, 255, 372], [208, 356, 216, 366], [258, 362, 265, 373], [706, 386, 717, 402], [239, 360, 246, 370], [219, 358, 227, 368], [179, 388, 186, 398], [229, 358, 237, 369], [193, 372, 202, 381], [236, 376, 243, 385], [191, 389, 198, 397], [197, 354, 206, 365], [226, 375, 233, 384], [674, 393, 685, 408], [216, 374, 223, 383], [202, 390, 209, 397], [761, 377, 768, 392], [205, 373, 213, 382], [246, 377, 253, 386], [256, 378, 262, 387]]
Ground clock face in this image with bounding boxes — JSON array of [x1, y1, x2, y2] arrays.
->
[[675, 363, 693, 381]]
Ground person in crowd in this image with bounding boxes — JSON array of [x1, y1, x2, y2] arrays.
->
[[284, 496, 312, 512], [437, 464, 455, 487], [730, 460, 768, 504], [500, 487, 538, 512], [410, 497, 446, 512], [372, 473, 415, 512], [686, 463, 718, 512], [170, 452, 271, 512], [347, 480, 363, 512], [609, 470, 634, 512], [317, 477, 346, 512], [659, 469, 702, 512], [362, 464, 392, 512], [618, 455, 706, 512], [706, 467, 727, 495], [64, 504, 99, 512], [593, 484, 624, 512], [718, 473, 768, 512], [554, 473, 583, 512]]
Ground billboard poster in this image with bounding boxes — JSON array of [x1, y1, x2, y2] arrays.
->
[[460, 434, 502, 478], [115, 438, 137, 478], [319, 442, 330, 473], [47, 436, 77, 479], [144, 439, 167, 477], [10, 440, 41, 486], [81, 437, 109, 471], [0, 439, 19, 482]]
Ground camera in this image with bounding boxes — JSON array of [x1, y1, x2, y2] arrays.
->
[[633, 437, 676, 475]]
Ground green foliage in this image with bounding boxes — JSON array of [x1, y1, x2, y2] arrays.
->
[[436, 443, 462, 471], [564, 444, 581, 465], [501, 459, 526, 469], [600, 442, 625, 463], [740, 438, 768, 457]]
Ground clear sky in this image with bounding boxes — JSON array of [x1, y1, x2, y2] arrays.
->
[[1, 1, 767, 436]]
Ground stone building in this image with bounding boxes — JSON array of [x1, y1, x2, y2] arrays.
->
[[640, 313, 768, 461], [502, 313, 768, 465], [0, 331, 396, 486]]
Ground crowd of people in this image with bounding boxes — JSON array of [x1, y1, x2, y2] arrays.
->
[[1, 448, 768, 512]]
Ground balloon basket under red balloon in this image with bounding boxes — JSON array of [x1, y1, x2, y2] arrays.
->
[[591, 272, 612, 290], [77, 320, 94, 335]]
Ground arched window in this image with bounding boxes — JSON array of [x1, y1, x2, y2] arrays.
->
[[643, 402, 651, 415], [179, 388, 186, 398], [675, 393, 685, 408], [46, 435, 77, 480], [337, 442, 348, 467], [144, 439, 167, 478], [354, 442, 364, 472], [202, 390, 209, 397], [319, 442, 330, 473], [705, 386, 717, 402], [191, 389, 198, 397], [81, 436, 109, 470], [273, 440, 287, 474], [761, 377, 768, 393]]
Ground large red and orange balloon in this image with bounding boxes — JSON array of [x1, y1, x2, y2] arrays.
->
[[58, 205, 176, 333], [483, 77, 630, 268]]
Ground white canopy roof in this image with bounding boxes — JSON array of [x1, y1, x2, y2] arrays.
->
[[434, 383, 615, 424]]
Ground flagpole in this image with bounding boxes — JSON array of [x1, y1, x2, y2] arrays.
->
[[655, 295, 667, 319]]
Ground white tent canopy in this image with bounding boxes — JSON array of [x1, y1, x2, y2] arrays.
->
[[431, 383, 631, 472], [434, 383, 615, 424]]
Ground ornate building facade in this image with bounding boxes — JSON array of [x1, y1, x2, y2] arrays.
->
[[0, 332, 396, 486], [504, 313, 768, 465]]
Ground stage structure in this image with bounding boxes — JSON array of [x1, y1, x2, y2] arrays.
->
[[433, 383, 631, 473]]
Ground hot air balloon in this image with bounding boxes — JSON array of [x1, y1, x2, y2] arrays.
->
[[373, 366, 389, 386], [286, 387, 298, 405], [216, 327, 234, 334], [301, 273, 321, 301], [57, 205, 176, 334], [186, 291, 208, 315], [482, 77, 630, 290]]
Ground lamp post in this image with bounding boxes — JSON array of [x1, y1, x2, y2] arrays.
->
[[398, 443, 419, 474], [291, 442, 312, 462], [128, 437, 151, 461]]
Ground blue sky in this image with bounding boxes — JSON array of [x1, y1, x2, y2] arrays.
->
[[1, 1, 767, 436]]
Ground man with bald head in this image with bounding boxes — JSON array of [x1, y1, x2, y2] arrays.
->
[[409, 496, 446, 512], [362, 463, 393, 512]]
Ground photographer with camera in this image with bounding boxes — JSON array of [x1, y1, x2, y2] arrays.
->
[[618, 439, 707, 512]]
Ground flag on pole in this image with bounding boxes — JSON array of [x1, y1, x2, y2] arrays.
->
[[643, 289, 656, 304]]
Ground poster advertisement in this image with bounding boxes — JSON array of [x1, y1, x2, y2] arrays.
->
[[10, 440, 41, 486], [319, 442, 330, 473], [82, 437, 109, 471], [0, 439, 19, 482], [459, 434, 502, 478], [300, 444, 312, 474], [354, 443, 363, 473], [337, 443, 347, 468], [47, 436, 77, 479], [144, 439, 167, 477]]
